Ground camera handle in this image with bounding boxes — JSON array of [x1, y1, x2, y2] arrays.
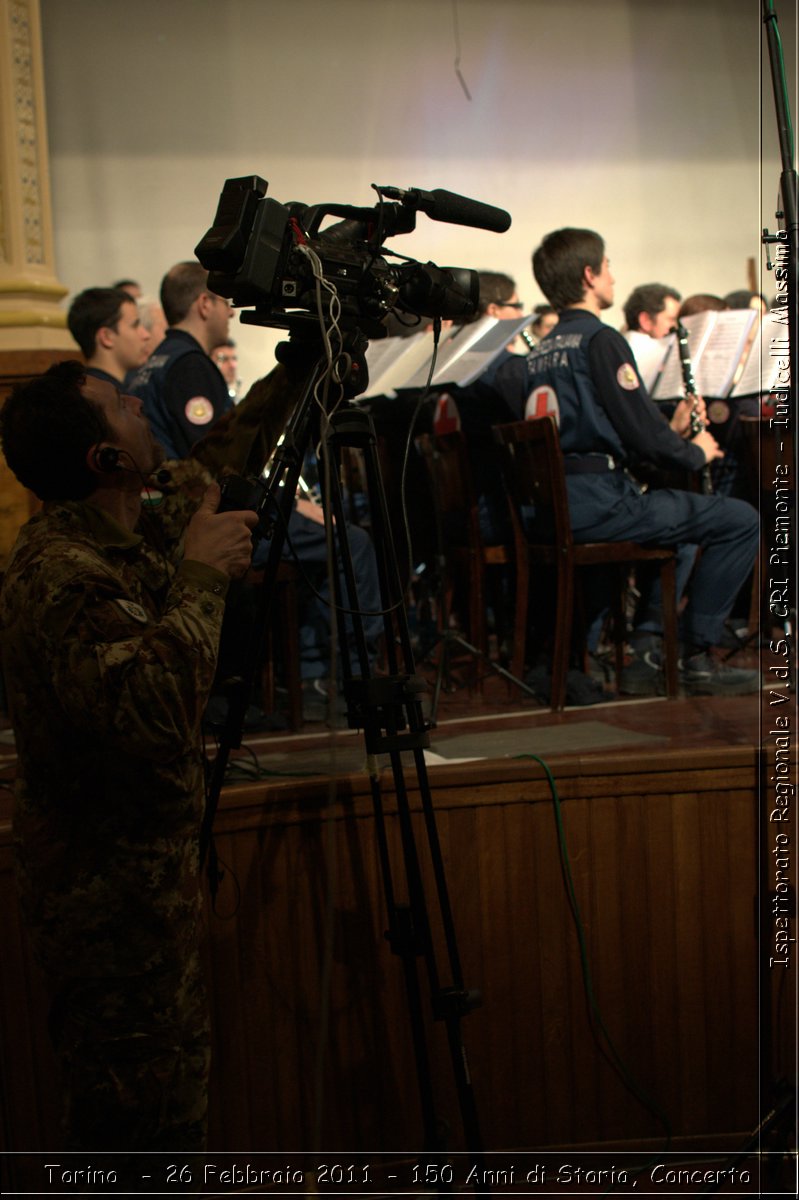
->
[[199, 334, 489, 1188]]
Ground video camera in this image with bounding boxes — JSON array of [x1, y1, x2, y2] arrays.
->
[[195, 176, 511, 338]]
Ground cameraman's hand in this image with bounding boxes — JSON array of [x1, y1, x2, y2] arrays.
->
[[183, 481, 258, 579]]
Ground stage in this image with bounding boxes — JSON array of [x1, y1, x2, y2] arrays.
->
[[1, 643, 794, 1195]]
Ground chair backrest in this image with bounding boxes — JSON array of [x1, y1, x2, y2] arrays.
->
[[416, 429, 477, 524], [492, 414, 572, 549]]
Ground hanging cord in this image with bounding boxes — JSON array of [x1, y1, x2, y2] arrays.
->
[[452, 0, 472, 100]]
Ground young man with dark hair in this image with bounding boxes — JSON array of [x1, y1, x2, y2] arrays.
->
[[485, 227, 761, 696], [67, 286, 151, 385], [211, 337, 240, 400], [127, 261, 232, 458], [0, 357, 300, 1160], [475, 271, 524, 317], [622, 282, 682, 338], [112, 278, 142, 300]]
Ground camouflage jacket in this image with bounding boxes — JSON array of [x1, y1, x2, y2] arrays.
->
[[0, 363, 304, 983]]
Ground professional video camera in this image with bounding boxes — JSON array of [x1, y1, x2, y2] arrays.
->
[[195, 175, 511, 338]]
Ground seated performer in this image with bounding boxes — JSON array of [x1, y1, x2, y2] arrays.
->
[[481, 228, 761, 697]]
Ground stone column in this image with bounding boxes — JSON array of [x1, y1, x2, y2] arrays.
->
[[0, 0, 72, 350]]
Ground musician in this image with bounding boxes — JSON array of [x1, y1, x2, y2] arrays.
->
[[451, 272, 527, 543], [484, 228, 761, 697], [529, 303, 559, 344], [623, 282, 682, 340]]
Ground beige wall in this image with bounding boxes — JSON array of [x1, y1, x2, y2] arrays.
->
[[40, 0, 796, 389]]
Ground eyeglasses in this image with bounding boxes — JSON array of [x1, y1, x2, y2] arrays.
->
[[500, 300, 524, 309], [207, 292, 233, 309], [214, 353, 238, 363]]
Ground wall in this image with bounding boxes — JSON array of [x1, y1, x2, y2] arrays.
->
[[40, 0, 796, 390]]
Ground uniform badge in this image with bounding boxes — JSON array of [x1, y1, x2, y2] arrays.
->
[[185, 396, 215, 425], [525, 385, 560, 422], [708, 400, 730, 426], [617, 363, 640, 391], [140, 487, 165, 509], [114, 598, 149, 624], [433, 393, 461, 435]]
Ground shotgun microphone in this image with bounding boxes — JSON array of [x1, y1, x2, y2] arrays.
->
[[377, 185, 512, 233]]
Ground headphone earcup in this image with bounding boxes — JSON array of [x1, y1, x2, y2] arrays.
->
[[94, 446, 121, 472]]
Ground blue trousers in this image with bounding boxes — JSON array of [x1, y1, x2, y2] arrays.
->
[[567, 473, 759, 649], [254, 508, 382, 680]]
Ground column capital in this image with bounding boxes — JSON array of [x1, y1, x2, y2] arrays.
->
[[0, 0, 73, 350]]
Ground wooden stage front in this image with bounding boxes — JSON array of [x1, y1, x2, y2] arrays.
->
[[1, 645, 796, 1195]]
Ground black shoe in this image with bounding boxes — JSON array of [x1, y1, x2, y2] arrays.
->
[[618, 647, 664, 696], [679, 651, 761, 696], [716, 620, 751, 651], [302, 678, 348, 722], [587, 651, 615, 688], [523, 664, 608, 706]]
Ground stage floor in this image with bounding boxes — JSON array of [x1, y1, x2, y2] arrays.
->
[[0, 639, 781, 798], [212, 639, 773, 790]]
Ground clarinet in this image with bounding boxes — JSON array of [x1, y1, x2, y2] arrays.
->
[[675, 321, 713, 494]]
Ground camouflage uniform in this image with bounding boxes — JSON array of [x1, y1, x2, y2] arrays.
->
[[0, 366, 301, 1154]]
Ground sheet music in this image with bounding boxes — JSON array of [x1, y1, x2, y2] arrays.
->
[[360, 330, 439, 398], [731, 313, 791, 396], [404, 313, 533, 390], [694, 309, 758, 397], [651, 310, 755, 399]]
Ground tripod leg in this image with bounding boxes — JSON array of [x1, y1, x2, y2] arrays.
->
[[319, 408, 488, 1178]]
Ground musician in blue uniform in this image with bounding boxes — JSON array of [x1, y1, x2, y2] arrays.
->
[[485, 228, 760, 697], [127, 262, 233, 458]]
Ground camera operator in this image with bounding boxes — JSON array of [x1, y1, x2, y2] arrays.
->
[[0, 356, 302, 1161]]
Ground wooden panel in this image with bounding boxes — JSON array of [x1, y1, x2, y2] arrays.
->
[[0, 349, 74, 566], [0, 746, 764, 1194]]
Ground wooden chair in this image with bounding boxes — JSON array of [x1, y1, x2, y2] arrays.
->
[[416, 430, 519, 706], [493, 415, 680, 710], [248, 560, 303, 730]]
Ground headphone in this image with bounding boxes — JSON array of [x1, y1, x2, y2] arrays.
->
[[92, 445, 122, 472]]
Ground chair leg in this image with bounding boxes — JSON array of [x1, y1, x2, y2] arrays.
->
[[550, 559, 574, 711], [261, 576, 303, 731], [749, 536, 764, 636], [510, 547, 529, 685], [611, 566, 629, 683], [280, 577, 303, 730], [469, 553, 487, 693], [659, 557, 679, 699]]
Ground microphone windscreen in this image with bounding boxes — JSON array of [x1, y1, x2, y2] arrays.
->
[[428, 189, 511, 233]]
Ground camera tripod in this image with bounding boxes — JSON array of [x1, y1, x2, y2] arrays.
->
[[200, 329, 489, 1192]]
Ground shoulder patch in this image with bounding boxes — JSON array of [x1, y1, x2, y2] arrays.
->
[[707, 399, 730, 425], [185, 396, 215, 425], [616, 363, 640, 391], [114, 598, 149, 624]]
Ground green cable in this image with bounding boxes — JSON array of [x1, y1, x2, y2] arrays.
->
[[515, 752, 672, 1189]]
